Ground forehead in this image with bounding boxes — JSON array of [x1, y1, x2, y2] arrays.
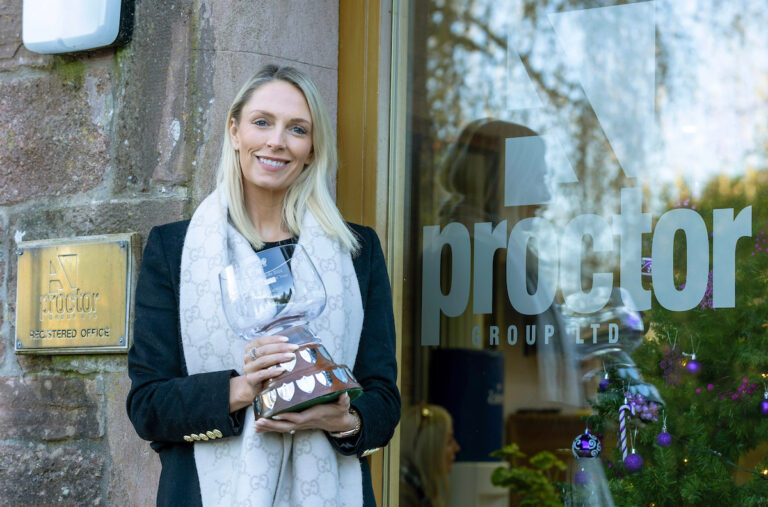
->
[[245, 80, 311, 120]]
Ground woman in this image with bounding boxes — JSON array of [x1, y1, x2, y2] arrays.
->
[[399, 404, 460, 507], [127, 64, 400, 506]]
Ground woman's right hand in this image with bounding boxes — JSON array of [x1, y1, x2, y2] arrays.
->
[[229, 335, 298, 413]]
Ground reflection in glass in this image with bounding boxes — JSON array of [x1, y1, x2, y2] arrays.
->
[[400, 0, 768, 505], [400, 404, 459, 507]]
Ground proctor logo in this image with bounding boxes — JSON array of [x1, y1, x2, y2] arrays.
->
[[39, 253, 100, 322], [420, 187, 751, 345]]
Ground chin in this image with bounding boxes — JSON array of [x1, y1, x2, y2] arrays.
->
[[246, 177, 291, 192]]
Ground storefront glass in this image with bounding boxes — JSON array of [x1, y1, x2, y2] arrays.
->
[[394, 0, 768, 505]]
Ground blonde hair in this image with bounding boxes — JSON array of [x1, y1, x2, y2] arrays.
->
[[216, 64, 359, 253], [400, 404, 453, 507]]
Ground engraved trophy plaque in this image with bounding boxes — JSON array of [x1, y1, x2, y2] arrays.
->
[[219, 244, 362, 418]]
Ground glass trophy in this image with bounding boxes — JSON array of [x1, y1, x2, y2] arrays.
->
[[219, 244, 362, 418]]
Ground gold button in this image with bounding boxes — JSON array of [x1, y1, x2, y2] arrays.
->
[[206, 431, 216, 439], [183, 435, 193, 442], [191, 434, 201, 441], [199, 433, 209, 441], [213, 429, 223, 438]]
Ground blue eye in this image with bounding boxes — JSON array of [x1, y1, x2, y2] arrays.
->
[[253, 119, 269, 127], [291, 126, 308, 135]]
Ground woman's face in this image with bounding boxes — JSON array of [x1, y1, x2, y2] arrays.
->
[[229, 80, 314, 197], [445, 423, 460, 472]]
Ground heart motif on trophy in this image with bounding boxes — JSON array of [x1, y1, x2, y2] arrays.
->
[[219, 244, 362, 418]]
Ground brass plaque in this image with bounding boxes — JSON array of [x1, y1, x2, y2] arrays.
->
[[15, 233, 139, 354]]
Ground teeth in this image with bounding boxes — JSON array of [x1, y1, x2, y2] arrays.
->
[[259, 157, 287, 168]]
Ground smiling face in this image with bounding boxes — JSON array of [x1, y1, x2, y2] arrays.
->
[[229, 80, 314, 201]]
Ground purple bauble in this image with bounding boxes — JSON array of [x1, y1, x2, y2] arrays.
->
[[572, 430, 601, 459], [624, 453, 644, 473], [574, 470, 590, 486], [685, 359, 702, 375], [599, 378, 610, 392], [760, 399, 768, 417], [656, 431, 672, 447]]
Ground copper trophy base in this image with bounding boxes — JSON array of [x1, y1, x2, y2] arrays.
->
[[254, 326, 362, 419]]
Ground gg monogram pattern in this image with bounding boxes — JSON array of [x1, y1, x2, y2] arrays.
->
[[179, 191, 364, 506]]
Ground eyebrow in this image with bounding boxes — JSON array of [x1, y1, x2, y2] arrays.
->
[[249, 109, 311, 125]]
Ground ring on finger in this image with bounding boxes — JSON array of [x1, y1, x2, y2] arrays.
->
[[249, 347, 259, 360]]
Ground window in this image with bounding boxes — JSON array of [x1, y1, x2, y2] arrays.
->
[[393, 1, 768, 505]]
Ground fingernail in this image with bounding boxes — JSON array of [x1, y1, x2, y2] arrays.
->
[[283, 353, 295, 359], [288, 344, 299, 351], [272, 416, 282, 420], [279, 336, 289, 342]]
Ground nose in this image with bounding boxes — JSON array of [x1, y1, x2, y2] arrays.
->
[[266, 129, 285, 149]]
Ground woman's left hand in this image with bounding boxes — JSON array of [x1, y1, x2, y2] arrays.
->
[[254, 392, 357, 435]]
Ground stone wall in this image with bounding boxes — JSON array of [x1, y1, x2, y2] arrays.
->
[[0, 0, 339, 504]]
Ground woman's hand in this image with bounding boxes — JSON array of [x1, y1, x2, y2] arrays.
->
[[229, 335, 298, 413], [254, 392, 358, 435]]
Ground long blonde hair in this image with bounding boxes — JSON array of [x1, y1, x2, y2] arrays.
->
[[400, 404, 453, 507], [216, 64, 359, 253]]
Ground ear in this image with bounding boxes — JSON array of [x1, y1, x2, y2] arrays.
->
[[229, 117, 240, 150]]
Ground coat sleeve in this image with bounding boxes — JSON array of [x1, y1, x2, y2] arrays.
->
[[327, 226, 401, 458], [126, 225, 247, 446]]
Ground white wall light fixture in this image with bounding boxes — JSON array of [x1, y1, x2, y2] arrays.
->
[[23, 0, 134, 54]]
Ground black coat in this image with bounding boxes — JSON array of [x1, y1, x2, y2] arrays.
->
[[126, 220, 400, 506]]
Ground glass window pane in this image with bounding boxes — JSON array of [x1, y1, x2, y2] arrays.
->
[[396, 1, 768, 505]]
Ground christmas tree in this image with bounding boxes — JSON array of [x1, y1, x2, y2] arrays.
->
[[576, 170, 768, 506]]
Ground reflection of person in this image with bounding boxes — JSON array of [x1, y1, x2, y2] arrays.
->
[[127, 64, 400, 506], [439, 118, 547, 226], [441, 118, 653, 403], [400, 404, 460, 507], [435, 118, 582, 406]]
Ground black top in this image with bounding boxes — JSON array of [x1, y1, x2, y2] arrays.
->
[[259, 237, 298, 249], [126, 220, 400, 506]]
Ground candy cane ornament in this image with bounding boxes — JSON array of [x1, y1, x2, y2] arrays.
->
[[618, 396, 634, 460]]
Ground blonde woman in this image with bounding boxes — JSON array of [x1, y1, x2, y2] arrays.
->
[[400, 404, 461, 507], [127, 64, 400, 506]]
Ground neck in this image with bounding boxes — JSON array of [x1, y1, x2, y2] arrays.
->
[[243, 186, 292, 242]]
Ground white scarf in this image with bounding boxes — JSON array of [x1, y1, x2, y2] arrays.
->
[[179, 190, 364, 506]]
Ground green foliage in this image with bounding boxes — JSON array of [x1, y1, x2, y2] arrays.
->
[[590, 171, 768, 505], [490, 443, 567, 506], [490, 443, 527, 462], [530, 451, 568, 473]]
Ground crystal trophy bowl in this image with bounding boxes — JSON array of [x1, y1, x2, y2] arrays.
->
[[219, 244, 362, 418]]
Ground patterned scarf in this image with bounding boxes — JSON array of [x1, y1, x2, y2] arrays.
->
[[179, 189, 364, 506]]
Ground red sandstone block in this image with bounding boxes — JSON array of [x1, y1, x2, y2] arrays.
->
[[0, 442, 104, 505], [0, 375, 103, 440], [0, 73, 111, 205]]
